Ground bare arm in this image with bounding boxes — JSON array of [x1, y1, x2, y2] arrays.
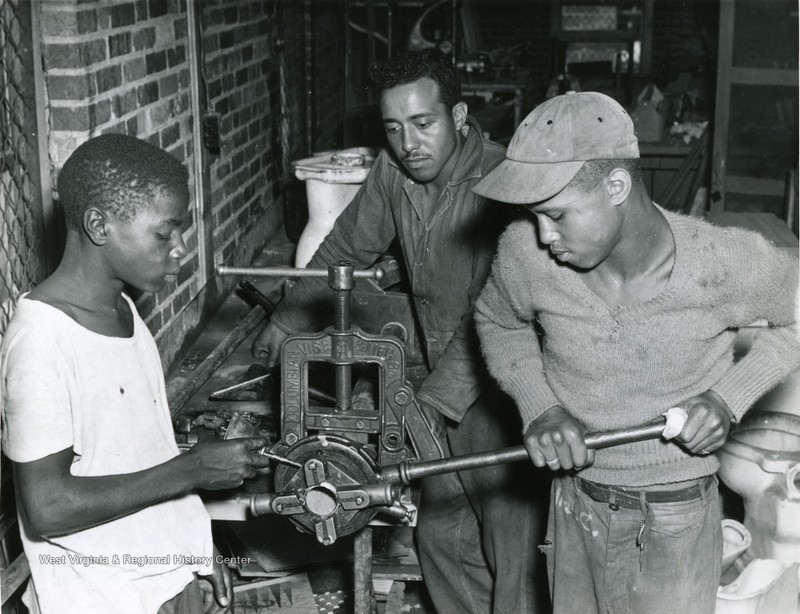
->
[[13, 437, 270, 538]]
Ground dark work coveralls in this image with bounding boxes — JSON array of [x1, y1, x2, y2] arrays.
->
[[269, 121, 550, 614]]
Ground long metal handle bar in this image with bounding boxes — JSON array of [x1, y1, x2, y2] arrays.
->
[[380, 419, 667, 486], [216, 265, 384, 281]]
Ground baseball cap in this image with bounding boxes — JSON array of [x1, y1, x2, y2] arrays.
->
[[474, 91, 639, 204]]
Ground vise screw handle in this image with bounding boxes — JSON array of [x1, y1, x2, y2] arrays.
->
[[216, 264, 385, 285], [380, 418, 667, 485]]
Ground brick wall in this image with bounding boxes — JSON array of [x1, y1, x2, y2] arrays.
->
[[198, 0, 306, 341], [38, 0, 308, 368]]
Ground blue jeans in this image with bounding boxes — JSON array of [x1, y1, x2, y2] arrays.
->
[[416, 393, 551, 614], [542, 474, 722, 614]]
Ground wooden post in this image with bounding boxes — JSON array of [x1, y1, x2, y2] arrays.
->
[[354, 527, 376, 614]]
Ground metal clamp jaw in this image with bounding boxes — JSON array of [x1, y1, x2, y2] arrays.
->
[[249, 435, 415, 545]]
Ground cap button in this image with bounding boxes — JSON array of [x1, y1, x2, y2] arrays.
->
[[566, 90, 576, 95]]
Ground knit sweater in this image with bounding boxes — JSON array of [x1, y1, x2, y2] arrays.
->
[[474, 209, 800, 487]]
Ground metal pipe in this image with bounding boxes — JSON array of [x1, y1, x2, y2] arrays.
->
[[250, 493, 279, 516], [309, 386, 337, 405], [208, 373, 271, 399], [584, 421, 666, 449], [380, 419, 667, 485], [217, 265, 384, 281]]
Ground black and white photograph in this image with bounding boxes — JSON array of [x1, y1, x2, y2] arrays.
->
[[0, 1, 798, 613]]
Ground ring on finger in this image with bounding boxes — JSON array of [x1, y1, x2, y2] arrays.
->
[[545, 458, 559, 467]]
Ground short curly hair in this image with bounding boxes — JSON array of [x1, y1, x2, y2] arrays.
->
[[58, 133, 189, 230], [569, 159, 642, 193], [368, 49, 461, 109]]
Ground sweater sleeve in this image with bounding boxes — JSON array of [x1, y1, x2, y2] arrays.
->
[[270, 153, 397, 334], [710, 234, 800, 420], [474, 222, 561, 431]]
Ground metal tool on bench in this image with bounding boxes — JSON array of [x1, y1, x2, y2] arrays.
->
[[208, 369, 338, 404], [208, 372, 272, 400], [216, 261, 447, 543]]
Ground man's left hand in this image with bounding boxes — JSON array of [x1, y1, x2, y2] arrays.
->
[[198, 550, 234, 613], [674, 390, 734, 456]]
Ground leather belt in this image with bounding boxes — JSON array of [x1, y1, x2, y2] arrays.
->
[[576, 475, 715, 510]]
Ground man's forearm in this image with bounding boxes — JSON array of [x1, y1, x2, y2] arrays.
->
[[15, 450, 197, 538], [15, 437, 267, 538]]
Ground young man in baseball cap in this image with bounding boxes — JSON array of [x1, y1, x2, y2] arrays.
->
[[472, 91, 799, 613]]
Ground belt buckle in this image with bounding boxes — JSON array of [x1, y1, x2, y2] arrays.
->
[[608, 490, 619, 511]]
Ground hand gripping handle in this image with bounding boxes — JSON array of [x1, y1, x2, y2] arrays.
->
[[380, 417, 668, 486]]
